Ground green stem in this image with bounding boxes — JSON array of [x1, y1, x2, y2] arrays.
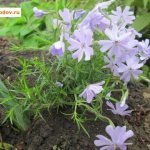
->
[[140, 75, 150, 83], [80, 103, 114, 126]]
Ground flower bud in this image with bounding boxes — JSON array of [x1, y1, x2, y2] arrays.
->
[[33, 7, 47, 18], [51, 41, 65, 57]]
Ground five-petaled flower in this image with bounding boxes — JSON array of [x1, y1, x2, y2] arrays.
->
[[80, 81, 105, 103], [106, 101, 132, 116], [99, 25, 134, 59], [94, 125, 134, 150], [110, 6, 135, 26], [117, 56, 143, 83], [68, 27, 94, 62]]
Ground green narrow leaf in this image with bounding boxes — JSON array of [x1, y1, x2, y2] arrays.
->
[[23, 36, 39, 48], [142, 65, 150, 76], [143, 0, 149, 8], [0, 79, 9, 98], [84, 0, 97, 9], [125, 0, 134, 6], [13, 105, 30, 131], [31, 0, 40, 3], [67, 0, 83, 8], [0, 27, 10, 36], [55, 0, 66, 10], [45, 15, 53, 31], [0, 142, 13, 149], [0, 79, 30, 131], [20, 1, 33, 18], [132, 13, 150, 31], [140, 75, 150, 84], [20, 26, 33, 36]]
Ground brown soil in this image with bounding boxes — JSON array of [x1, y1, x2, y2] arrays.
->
[[127, 83, 150, 150], [0, 38, 150, 150], [0, 37, 49, 81]]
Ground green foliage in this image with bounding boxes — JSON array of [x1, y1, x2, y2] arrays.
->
[[125, 0, 150, 33], [0, 142, 13, 150], [0, 0, 56, 50], [55, 0, 66, 10], [0, 0, 150, 51], [125, 0, 150, 8], [0, 47, 126, 132], [133, 13, 150, 31], [143, 65, 150, 77], [125, 0, 135, 6], [0, 0, 103, 51], [141, 65, 150, 86], [0, 79, 30, 130], [143, 0, 149, 8], [67, 0, 100, 9]]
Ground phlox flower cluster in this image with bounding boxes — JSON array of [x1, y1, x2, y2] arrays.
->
[[33, 1, 150, 149], [47, 0, 150, 83]]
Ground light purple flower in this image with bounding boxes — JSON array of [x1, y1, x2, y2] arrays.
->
[[110, 6, 135, 26], [94, 125, 134, 150], [80, 81, 105, 103], [78, 0, 114, 31], [99, 25, 131, 52], [68, 27, 94, 62], [59, 8, 73, 25], [33, 7, 47, 18], [53, 8, 73, 40], [79, 10, 110, 31], [118, 56, 143, 83], [74, 9, 86, 19], [99, 25, 137, 60], [106, 101, 132, 116], [51, 41, 65, 57], [138, 39, 150, 61], [104, 56, 120, 76], [127, 27, 142, 38]]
